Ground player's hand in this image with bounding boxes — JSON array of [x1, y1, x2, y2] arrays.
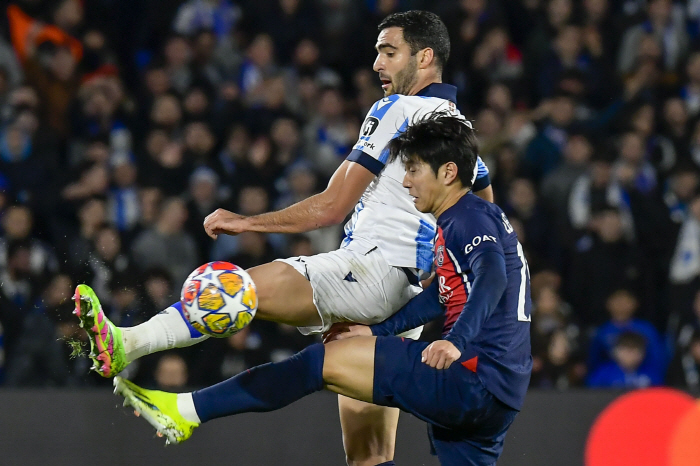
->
[[421, 340, 461, 370], [203, 208, 249, 240], [323, 323, 372, 343]]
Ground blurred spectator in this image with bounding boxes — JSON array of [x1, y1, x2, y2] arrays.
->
[[183, 120, 217, 165], [262, 0, 319, 66], [304, 87, 354, 178], [530, 329, 586, 389], [106, 274, 146, 328], [22, 37, 80, 140], [537, 24, 605, 102], [680, 51, 700, 118], [63, 195, 103, 273], [503, 178, 555, 266], [617, 0, 688, 76], [185, 166, 222, 260], [107, 152, 140, 233], [173, 0, 241, 42], [131, 197, 198, 285], [189, 326, 270, 386], [226, 232, 277, 270], [239, 34, 277, 98], [61, 161, 110, 201], [666, 331, 700, 395], [660, 97, 691, 160], [4, 273, 74, 386], [541, 134, 593, 241], [587, 331, 662, 388], [524, 91, 576, 182], [587, 289, 666, 381], [569, 208, 649, 326], [83, 226, 137, 306], [141, 267, 176, 317], [153, 353, 188, 390], [0, 205, 58, 278]]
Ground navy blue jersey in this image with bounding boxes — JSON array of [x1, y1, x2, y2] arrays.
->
[[435, 193, 532, 410]]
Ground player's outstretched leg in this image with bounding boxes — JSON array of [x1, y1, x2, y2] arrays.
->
[[74, 284, 127, 376], [73, 284, 209, 376], [78, 261, 320, 375], [113, 338, 377, 444]]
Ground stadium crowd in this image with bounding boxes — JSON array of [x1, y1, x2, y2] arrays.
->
[[1, 0, 700, 393]]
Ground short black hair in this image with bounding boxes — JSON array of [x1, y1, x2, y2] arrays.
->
[[378, 11, 450, 71], [615, 331, 647, 352], [388, 113, 478, 188]]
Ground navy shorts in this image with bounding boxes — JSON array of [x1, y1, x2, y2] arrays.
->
[[372, 336, 518, 466]]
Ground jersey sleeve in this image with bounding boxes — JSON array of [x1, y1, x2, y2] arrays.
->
[[472, 156, 491, 192], [454, 208, 506, 271], [347, 95, 408, 175]]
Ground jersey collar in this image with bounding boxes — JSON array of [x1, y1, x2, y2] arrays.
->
[[415, 83, 457, 102]]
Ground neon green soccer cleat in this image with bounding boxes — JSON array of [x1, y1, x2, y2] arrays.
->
[[73, 284, 127, 377], [113, 376, 199, 444]]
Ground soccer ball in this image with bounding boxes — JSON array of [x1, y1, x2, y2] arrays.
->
[[180, 261, 257, 338]]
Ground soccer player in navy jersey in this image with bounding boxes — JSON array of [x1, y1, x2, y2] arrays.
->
[[113, 113, 532, 466]]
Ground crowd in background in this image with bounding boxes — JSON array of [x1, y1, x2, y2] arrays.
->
[[1, 0, 700, 393]]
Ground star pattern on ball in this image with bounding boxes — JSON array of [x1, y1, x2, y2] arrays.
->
[[190, 264, 231, 291]]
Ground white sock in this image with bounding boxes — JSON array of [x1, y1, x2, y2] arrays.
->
[[177, 393, 201, 424], [122, 305, 208, 362]]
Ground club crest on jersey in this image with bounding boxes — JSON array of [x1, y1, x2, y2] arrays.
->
[[436, 245, 444, 266], [361, 117, 380, 136]]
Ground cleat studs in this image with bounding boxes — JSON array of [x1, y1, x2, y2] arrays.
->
[[79, 321, 84, 328], [156, 431, 163, 438], [122, 399, 130, 408], [87, 310, 94, 317], [134, 411, 140, 417]]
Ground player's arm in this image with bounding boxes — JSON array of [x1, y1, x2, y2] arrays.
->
[[322, 280, 444, 343], [422, 251, 507, 370], [472, 157, 493, 202], [473, 185, 493, 202], [370, 279, 444, 336], [203, 160, 374, 238], [443, 251, 507, 353]]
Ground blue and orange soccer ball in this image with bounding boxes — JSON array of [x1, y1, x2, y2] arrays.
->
[[180, 261, 257, 337]]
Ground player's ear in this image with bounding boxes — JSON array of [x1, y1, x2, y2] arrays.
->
[[417, 48, 434, 70], [442, 162, 459, 185]]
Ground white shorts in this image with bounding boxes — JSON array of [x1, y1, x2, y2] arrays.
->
[[276, 247, 423, 339]]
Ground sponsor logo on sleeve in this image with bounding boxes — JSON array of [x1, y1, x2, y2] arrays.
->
[[361, 117, 380, 136], [464, 235, 497, 254]]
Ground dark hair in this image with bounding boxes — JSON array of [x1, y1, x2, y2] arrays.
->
[[615, 331, 647, 352], [387, 113, 478, 187], [378, 11, 450, 71]]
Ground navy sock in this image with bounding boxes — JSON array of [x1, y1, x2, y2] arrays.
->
[[192, 343, 325, 422], [375, 462, 395, 465]]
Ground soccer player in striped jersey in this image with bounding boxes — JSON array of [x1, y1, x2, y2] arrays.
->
[[75, 11, 492, 466]]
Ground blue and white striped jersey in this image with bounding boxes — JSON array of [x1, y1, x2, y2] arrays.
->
[[341, 83, 490, 273]]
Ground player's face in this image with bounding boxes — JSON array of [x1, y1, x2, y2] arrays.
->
[[373, 27, 419, 96], [403, 159, 442, 214]]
